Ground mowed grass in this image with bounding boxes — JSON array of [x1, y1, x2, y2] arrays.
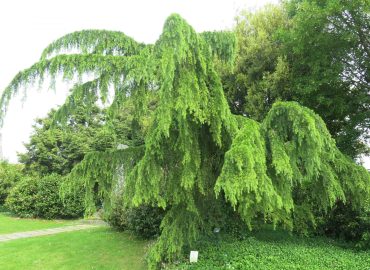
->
[[0, 227, 149, 270], [172, 228, 370, 270], [1, 210, 368, 270], [0, 212, 71, 234]]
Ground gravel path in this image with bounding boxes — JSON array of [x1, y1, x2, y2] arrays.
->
[[0, 224, 101, 243]]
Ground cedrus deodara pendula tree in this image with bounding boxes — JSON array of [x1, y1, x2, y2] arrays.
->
[[0, 14, 369, 269]]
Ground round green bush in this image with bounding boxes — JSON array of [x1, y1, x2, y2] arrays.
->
[[35, 174, 64, 219], [36, 174, 85, 219], [107, 195, 165, 239], [0, 161, 23, 205], [5, 177, 38, 218], [106, 196, 128, 230], [6, 174, 84, 219]]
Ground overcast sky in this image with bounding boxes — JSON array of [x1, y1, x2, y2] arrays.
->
[[0, 0, 369, 169]]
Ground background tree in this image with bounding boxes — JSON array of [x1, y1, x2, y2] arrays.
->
[[18, 101, 116, 176], [0, 13, 369, 269], [224, 5, 292, 119], [282, 0, 370, 158], [227, 1, 370, 245], [228, 0, 369, 159]]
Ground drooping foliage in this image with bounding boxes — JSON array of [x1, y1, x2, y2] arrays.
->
[[200, 31, 237, 69], [64, 147, 144, 215], [40, 30, 144, 60], [0, 13, 369, 269], [225, 0, 370, 244], [217, 102, 369, 232], [0, 29, 146, 127]]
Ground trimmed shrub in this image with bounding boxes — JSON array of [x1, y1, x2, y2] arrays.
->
[[125, 205, 165, 239], [5, 177, 38, 218], [107, 196, 128, 230], [107, 196, 165, 239], [6, 174, 84, 219], [35, 174, 64, 219], [36, 174, 85, 219], [0, 162, 23, 205]]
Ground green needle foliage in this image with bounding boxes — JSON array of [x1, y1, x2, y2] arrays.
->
[[0, 14, 369, 269], [217, 102, 369, 233], [40, 29, 143, 59]]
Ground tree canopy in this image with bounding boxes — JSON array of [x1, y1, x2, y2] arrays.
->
[[0, 13, 369, 269], [227, 0, 370, 158], [17, 98, 137, 176], [18, 102, 105, 176]]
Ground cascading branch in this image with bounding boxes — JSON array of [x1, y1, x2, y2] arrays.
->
[[0, 14, 369, 269], [216, 102, 369, 233]]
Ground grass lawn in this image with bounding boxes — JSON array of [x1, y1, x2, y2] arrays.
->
[[0, 212, 73, 234], [1, 210, 368, 270], [0, 227, 149, 270], [171, 228, 370, 270]]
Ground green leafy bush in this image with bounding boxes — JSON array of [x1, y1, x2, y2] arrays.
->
[[35, 174, 64, 219], [357, 231, 370, 250], [106, 196, 128, 230], [36, 174, 85, 219], [125, 205, 165, 239], [318, 201, 370, 249], [107, 196, 165, 239], [6, 174, 84, 219], [5, 177, 38, 218], [0, 161, 23, 205]]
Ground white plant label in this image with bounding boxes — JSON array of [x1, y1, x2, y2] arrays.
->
[[190, 251, 199, 263]]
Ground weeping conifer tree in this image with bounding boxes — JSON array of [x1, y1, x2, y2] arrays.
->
[[0, 14, 369, 269]]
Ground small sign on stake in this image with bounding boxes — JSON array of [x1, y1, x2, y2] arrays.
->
[[189, 251, 198, 263]]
